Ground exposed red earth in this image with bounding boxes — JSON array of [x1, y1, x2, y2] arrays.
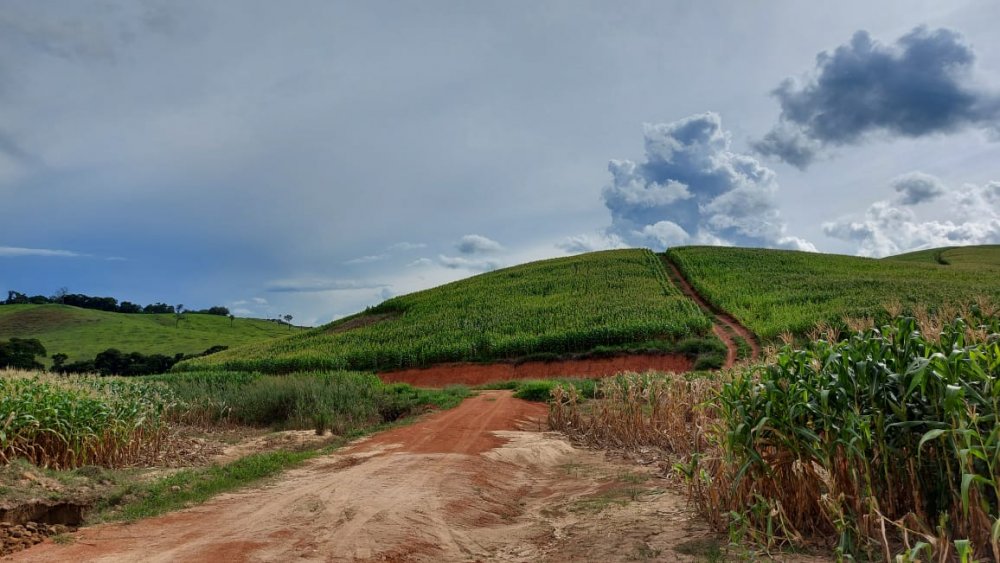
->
[[10, 392, 725, 562], [661, 256, 761, 368], [379, 354, 693, 387]]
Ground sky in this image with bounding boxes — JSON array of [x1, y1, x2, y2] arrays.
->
[[2, 1, 999, 326]]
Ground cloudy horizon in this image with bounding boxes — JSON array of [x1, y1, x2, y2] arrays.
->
[[2, 1, 999, 325]]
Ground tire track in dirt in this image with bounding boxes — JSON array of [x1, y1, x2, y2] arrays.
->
[[9, 392, 719, 562], [660, 255, 761, 368]]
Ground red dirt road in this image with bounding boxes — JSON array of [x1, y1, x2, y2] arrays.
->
[[661, 257, 761, 368], [10, 392, 720, 562], [379, 354, 692, 387]]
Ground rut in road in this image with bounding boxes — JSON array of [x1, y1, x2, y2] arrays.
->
[[660, 255, 761, 368], [12, 391, 716, 562]]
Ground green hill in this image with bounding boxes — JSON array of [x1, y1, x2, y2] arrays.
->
[[177, 249, 715, 373], [666, 245, 1000, 340], [886, 244, 1000, 267], [0, 304, 300, 366]]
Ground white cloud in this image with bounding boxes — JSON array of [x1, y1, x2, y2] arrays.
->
[[557, 232, 628, 254], [0, 245, 86, 258], [265, 278, 388, 293], [824, 179, 1000, 256]]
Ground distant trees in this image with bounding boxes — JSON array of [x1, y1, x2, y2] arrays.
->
[[0, 338, 47, 370], [1, 290, 231, 317], [283, 314, 293, 329], [56, 345, 229, 376]]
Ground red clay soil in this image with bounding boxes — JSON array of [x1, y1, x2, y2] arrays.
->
[[379, 354, 693, 387], [8, 392, 550, 563], [661, 256, 761, 368]]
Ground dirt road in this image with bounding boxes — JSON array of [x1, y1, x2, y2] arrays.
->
[[661, 256, 761, 368], [11, 392, 714, 562]]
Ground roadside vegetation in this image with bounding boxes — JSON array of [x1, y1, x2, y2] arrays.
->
[[0, 369, 467, 471], [666, 246, 1000, 341], [550, 305, 1000, 560], [178, 249, 715, 373]]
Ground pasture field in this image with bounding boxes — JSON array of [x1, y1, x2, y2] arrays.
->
[[890, 244, 1000, 267], [0, 304, 300, 366], [666, 245, 1000, 340], [177, 249, 715, 373]]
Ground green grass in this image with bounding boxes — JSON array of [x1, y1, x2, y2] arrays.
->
[[178, 249, 714, 374], [153, 370, 468, 430], [666, 245, 1000, 340], [0, 304, 300, 366]]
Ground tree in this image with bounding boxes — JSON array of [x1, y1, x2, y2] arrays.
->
[[52, 287, 68, 304], [283, 314, 293, 330], [229, 313, 235, 327], [174, 304, 184, 328], [51, 353, 68, 371], [0, 338, 47, 370], [4, 291, 28, 305]]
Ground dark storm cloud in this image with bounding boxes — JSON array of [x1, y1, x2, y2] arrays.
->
[[756, 26, 1000, 168], [891, 172, 946, 205], [601, 112, 814, 251]]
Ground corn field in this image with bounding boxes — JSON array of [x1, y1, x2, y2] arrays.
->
[[667, 246, 1000, 340], [551, 310, 1000, 560], [179, 249, 713, 373], [0, 370, 174, 469]]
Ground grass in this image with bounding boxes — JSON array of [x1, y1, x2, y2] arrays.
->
[[666, 245, 1000, 340], [177, 249, 714, 374], [890, 244, 1000, 267], [0, 304, 299, 366]]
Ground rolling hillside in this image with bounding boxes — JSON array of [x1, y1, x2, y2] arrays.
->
[[178, 249, 715, 373], [666, 245, 1000, 340], [0, 304, 300, 366]]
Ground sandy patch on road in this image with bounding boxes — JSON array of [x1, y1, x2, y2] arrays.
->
[[11, 391, 723, 562]]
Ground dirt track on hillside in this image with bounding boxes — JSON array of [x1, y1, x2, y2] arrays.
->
[[661, 257, 761, 368], [10, 392, 718, 562], [380, 354, 692, 387]]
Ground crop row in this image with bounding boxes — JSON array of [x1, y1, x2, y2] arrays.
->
[[179, 249, 713, 373]]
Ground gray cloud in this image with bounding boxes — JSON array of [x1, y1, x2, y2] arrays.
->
[[0, 245, 85, 258], [891, 171, 946, 205], [438, 255, 502, 271], [265, 278, 388, 293], [756, 26, 1000, 168], [456, 234, 503, 254], [601, 112, 814, 251], [824, 178, 1000, 256], [387, 242, 426, 252]]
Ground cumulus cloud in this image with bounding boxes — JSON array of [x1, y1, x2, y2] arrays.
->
[[824, 176, 1000, 256], [456, 234, 503, 254], [407, 257, 434, 268], [756, 26, 1000, 168], [601, 112, 814, 251], [343, 254, 385, 265], [265, 278, 387, 293], [438, 255, 502, 271], [0, 245, 85, 258], [891, 172, 946, 205], [557, 232, 628, 254]]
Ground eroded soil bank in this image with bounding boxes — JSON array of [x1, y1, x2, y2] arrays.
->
[[10, 391, 717, 562], [379, 354, 693, 387]]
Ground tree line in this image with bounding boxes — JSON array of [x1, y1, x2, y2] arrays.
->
[[3, 290, 230, 317], [0, 337, 228, 376]]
